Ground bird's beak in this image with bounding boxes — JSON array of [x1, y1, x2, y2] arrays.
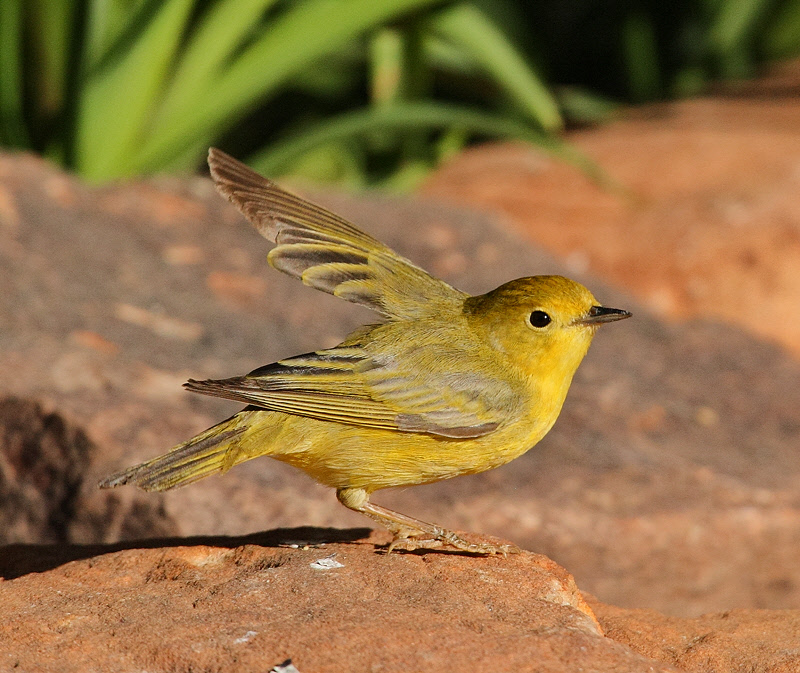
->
[[575, 305, 632, 326]]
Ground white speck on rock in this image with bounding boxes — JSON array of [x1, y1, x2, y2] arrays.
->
[[310, 554, 344, 570], [233, 630, 258, 645]]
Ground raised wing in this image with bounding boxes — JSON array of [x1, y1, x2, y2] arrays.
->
[[184, 325, 520, 439], [208, 148, 466, 320]]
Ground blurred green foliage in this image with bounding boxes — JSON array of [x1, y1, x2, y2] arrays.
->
[[1, 0, 798, 187]]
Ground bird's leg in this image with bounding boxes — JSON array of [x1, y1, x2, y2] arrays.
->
[[336, 488, 517, 556]]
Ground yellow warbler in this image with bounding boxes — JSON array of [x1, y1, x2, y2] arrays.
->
[[100, 149, 630, 554]]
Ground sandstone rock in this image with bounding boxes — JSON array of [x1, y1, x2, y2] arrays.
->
[[0, 531, 682, 673], [0, 397, 176, 544], [3, 530, 797, 672], [593, 599, 800, 672]]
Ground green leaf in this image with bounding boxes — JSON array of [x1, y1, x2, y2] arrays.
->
[[557, 86, 619, 125], [131, 0, 446, 176], [154, 0, 281, 130], [710, 0, 771, 53], [622, 9, 661, 102], [76, 0, 195, 180], [430, 3, 563, 131], [0, 0, 29, 147], [709, 0, 772, 77], [370, 28, 406, 106], [279, 141, 367, 188], [763, 0, 800, 59], [247, 101, 599, 182], [29, 0, 79, 123], [84, 0, 152, 69]]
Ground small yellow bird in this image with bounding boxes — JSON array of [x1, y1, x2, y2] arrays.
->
[[100, 148, 630, 554]]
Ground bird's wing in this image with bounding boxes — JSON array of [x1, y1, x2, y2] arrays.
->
[[185, 340, 518, 439], [208, 148, 466, 320]]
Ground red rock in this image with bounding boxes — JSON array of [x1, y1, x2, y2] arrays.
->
[[593, 599, 800, 672], [0, 397, 175, 544], [4, 530, 797, 672], [0, 531, 682, 673]]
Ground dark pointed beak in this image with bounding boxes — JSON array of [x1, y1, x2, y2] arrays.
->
[[576, 305, 632, 325]]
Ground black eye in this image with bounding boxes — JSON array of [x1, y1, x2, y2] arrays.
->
[[528, 310, 551, 328]]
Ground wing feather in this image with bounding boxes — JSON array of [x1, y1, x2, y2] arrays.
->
[[184, 337, 516, 439], [208, 148, 465, 320]]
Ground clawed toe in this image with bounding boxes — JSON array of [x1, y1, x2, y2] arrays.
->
[[338, 488, 518, 557], [384, 530, 519, 556]]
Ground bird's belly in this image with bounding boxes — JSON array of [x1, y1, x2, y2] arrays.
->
[[270, 413, 552, 492]]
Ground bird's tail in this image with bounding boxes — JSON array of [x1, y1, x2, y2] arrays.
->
[[99, 413, 254, 492]]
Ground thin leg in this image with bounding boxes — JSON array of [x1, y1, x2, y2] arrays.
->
[[337, 487, 518, 556]]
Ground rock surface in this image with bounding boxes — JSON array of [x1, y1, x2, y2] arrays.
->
[[3, 531, 798, 672], [0, 397, 176, 544], [0, 531, 678, 673], [594, 599, 800, 672]]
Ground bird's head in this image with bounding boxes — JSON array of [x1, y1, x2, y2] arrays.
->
[[463, 275, 630, 379]]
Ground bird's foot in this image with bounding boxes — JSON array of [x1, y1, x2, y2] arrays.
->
[[336, 487, 519, 557], [386, 527, 519, 556]]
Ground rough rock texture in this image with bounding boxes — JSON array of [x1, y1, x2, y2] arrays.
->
[[0, 397, 93, 542], [593, 599, 800, 673], [2, 147, 800, 621], [0, 397, 176, 544], [0, 531, 677, 673], [422, 59, 800, 356], [3, 532, 798, 672]]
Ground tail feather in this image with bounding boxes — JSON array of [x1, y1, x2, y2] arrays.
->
[[99, 417, 247, 492]]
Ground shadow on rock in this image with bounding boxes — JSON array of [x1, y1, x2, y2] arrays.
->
[[0, 526, 372, 579]]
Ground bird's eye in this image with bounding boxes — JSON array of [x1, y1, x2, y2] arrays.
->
[[528, 310, 552, 328]]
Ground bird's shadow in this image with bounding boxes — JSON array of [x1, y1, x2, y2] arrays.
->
[[0, 527, 374, 580]]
